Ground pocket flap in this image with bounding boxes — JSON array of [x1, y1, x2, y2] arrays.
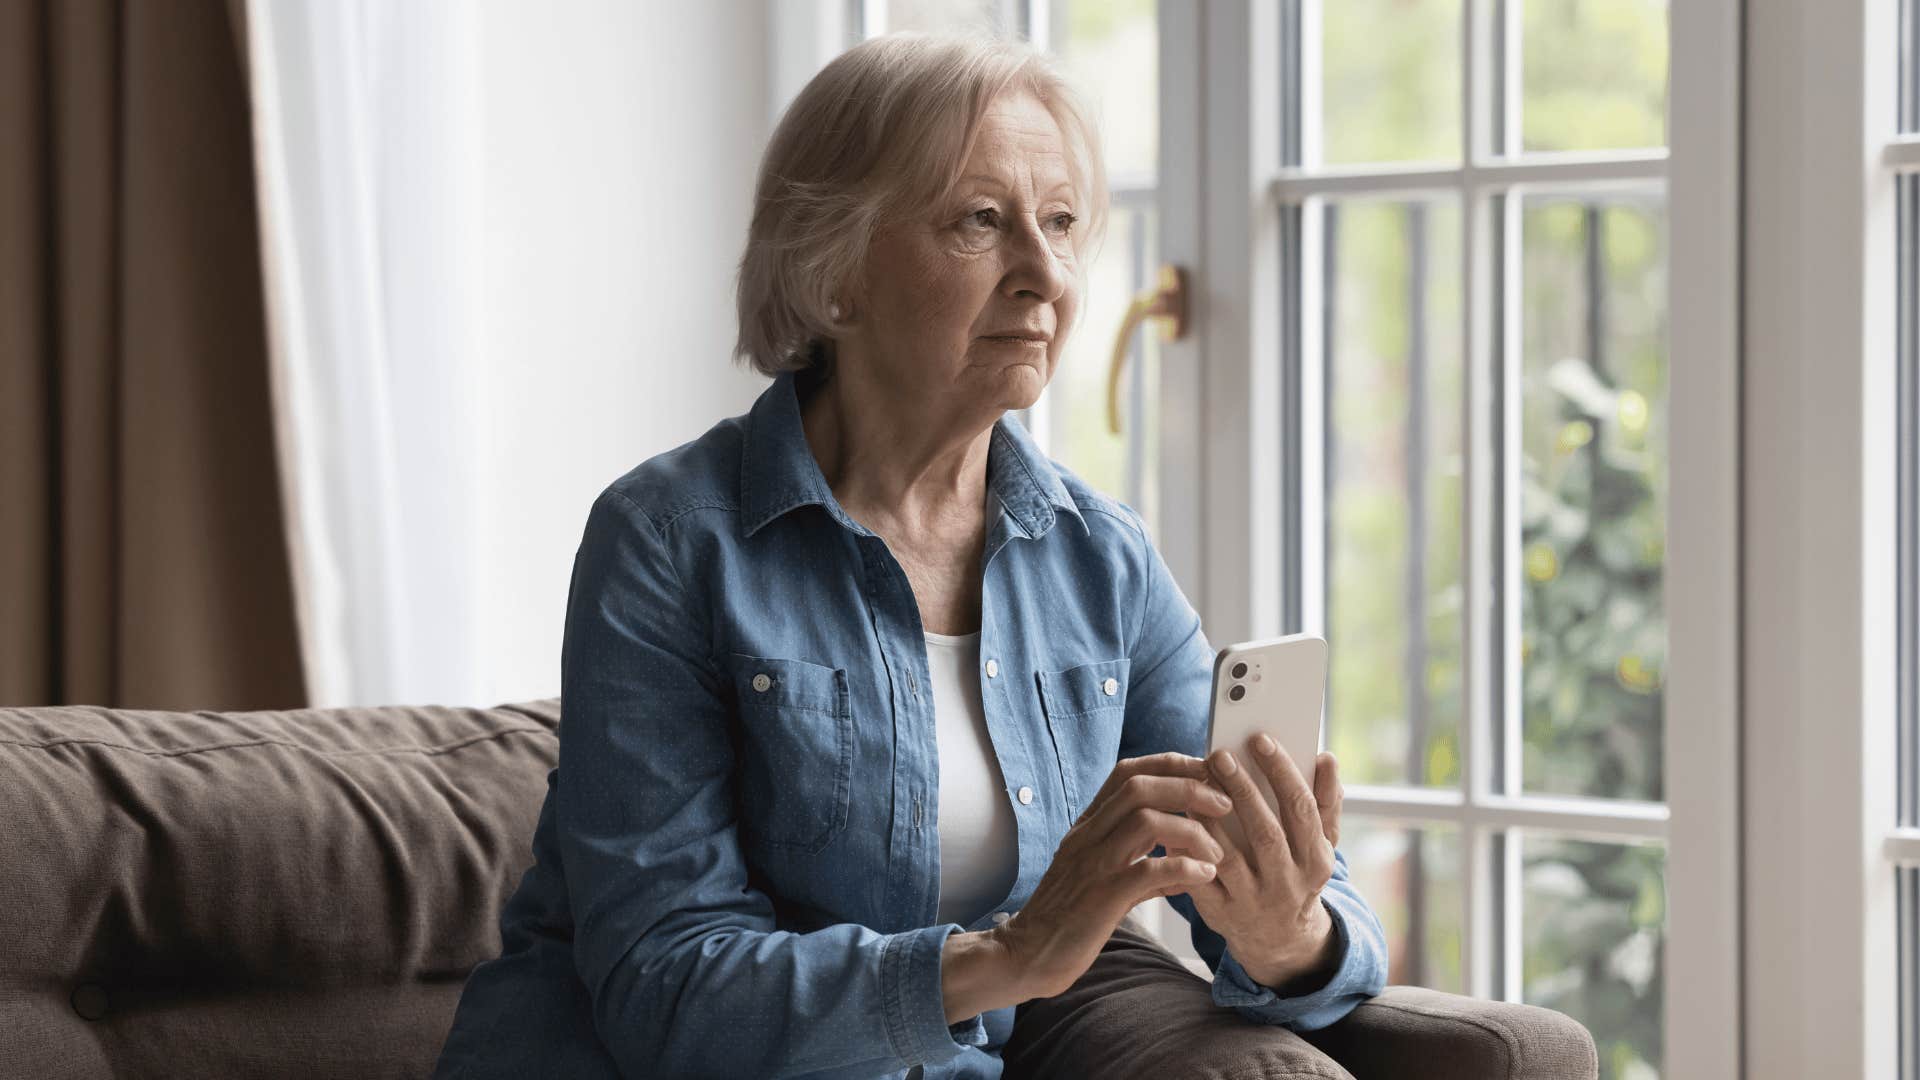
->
[[729, 653, 845, 714], [1036, 658, 1131, 719]]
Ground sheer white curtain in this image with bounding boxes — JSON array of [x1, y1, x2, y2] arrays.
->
[[245, 0, 489, 708]]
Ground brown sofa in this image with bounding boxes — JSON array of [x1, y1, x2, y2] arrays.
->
[[0, 699, 1599, 1079]]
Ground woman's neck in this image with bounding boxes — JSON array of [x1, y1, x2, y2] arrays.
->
[[797, 365, 994, 537]]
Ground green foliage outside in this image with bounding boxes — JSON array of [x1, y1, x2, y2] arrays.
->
[[1318, 4, 1670, 1078], [1512, 193, 1667, 1080], [1325, 199, 1464, 795]]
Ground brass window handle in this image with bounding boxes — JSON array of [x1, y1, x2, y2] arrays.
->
[[1106, 264, 1189, 434]]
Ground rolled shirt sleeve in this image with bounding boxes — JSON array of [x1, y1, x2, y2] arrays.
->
[[1110, 504, 1391, 1032], [557, 489, 982, 1076]]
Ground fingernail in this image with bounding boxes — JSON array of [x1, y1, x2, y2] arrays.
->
[[1214, 752, 1237, 775], [1253, 733, 1276, 755], [1199, 863, 1216, 877]]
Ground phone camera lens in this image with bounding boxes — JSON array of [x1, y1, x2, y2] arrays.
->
[[1230, 661, 1249, 679], [1228, 684, 1247, 702]]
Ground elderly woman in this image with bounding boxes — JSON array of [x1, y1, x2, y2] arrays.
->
[[435, 31, 1386, 1080]]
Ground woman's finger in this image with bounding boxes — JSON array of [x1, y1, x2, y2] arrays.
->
[[1208, 745, 1289, 866], [1108, 805, 1225, 869], [1313, 751, 1342, 850], [1128, 853, 1218, 903], [1193, 809, 1255, 895], [1248, 734, 1325, 864], [1078, 770, 1232, 854], [1075, 752, 1215, 829]]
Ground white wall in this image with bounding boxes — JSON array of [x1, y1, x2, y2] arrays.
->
[[477, 0, 772, 705]]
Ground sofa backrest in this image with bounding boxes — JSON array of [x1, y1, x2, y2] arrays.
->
[[0, 699, 560, 1080]]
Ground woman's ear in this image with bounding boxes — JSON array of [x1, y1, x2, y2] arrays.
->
[[825, 283, 860, 325], [836, 263, 875, 326]]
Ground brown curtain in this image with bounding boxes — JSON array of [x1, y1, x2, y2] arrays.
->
[[0, 0, 307, 710]]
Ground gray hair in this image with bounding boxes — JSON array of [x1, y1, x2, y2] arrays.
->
[[732, 30, 1110, 379]]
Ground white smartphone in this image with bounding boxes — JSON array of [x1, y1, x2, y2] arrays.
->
[[1205, 633, 1329, 857]]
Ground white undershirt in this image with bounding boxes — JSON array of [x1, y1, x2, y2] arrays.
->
[[923, 628, 1019, 927]]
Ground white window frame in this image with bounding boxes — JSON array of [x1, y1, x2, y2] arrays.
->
[[1745, 2, 1920, 1078], [1162, 2, 1741, 1077]]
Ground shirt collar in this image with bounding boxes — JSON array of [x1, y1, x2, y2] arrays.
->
[[738, 368, 1088, 541]]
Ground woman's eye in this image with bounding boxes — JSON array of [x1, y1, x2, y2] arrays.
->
[[958, 207, 1075, 236]]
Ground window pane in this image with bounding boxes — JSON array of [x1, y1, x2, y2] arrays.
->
[[1324, 198, 1465, 789], [1053, 0, 1158, 181], [1522, 834, 1665, 1080], [1519, 0, 1669, 155], [1046, 206, 1162, 527], [1518, 194, 1667, 802], [1318, 0, 1462, 167], [1342, 817, 1463, 993]]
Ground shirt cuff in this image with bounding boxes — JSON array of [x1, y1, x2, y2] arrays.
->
[[1210, 897, 1362, 1027], [879, 923, 988, 1067]]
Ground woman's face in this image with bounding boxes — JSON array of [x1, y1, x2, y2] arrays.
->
[[844, 89, 1083, 422]]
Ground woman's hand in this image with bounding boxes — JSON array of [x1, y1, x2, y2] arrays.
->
[[993, 752, 1235, 1000], [1184, 736, 1345, 990]]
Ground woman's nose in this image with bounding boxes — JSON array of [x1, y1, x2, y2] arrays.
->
[[1001, 217, 1070, 303]]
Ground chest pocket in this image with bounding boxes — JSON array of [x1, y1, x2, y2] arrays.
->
[[1036, 658, 1130, 817], [730, 653, 852, 854]]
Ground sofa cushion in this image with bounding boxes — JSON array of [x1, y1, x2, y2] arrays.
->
[[0, 699, 560, 1080]]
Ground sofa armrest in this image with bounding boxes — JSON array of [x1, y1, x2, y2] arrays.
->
[[1299, 986, 1598, 1080]]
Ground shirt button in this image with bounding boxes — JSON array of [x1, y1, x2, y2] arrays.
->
[[991, 911, 1012, 925], [908, 672, 918, 695], [985, 659, 999, 678], [751, 673, 771, 692], [1017, 785, 1033, 805], [1102, 676, 1118, 696]]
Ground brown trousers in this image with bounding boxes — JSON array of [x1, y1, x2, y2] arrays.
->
[[999, 911, 1356, 1080]]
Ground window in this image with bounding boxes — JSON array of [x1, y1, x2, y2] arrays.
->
[[1281, 3, 1670, 1075]]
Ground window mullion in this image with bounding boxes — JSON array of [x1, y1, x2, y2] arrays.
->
[[1299, 0, 1322, 171], [1495, 191, 1523, 801], [1346, 792, 1668, 838], [1407, 202, 1432, 790], [1461, 0, 1500, 1005], [1300, 197, 1327, 637], [1498, 0, 1521, 159], [1500, 829, 1523, 1002]]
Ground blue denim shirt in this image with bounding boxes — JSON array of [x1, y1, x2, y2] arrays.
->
[[434, 368, 1388, 1080]]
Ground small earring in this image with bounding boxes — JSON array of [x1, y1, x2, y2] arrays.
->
[[827, 299, 846, 322]]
